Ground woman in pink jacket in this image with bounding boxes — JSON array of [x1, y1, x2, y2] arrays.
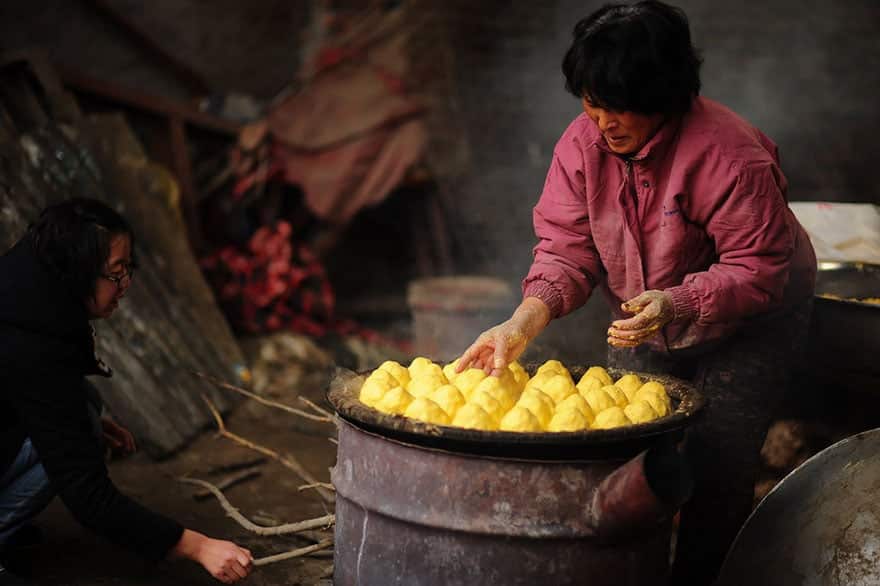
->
[[458, 2, 816, 584]]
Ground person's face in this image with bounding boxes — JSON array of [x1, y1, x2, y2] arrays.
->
[[87, 234, 132, 319], [582, 98, 665, 155]]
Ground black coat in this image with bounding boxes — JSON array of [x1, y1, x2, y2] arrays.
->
[[0, 238, 182, 561]]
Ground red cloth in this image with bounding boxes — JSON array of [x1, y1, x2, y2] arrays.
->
[[523, 97, 816, 351]]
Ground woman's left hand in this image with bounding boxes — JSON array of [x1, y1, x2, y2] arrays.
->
[[101, 417, 137, 455], [607, 290, 675, 347]]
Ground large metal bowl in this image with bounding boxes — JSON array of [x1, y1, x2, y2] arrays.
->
[[807, 261, 880, 388], [328, 364, 705, 460]]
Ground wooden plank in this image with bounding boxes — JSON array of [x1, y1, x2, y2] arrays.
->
[[57, 66, 241, 136]]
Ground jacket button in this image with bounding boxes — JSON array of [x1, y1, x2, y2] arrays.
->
[[642, 181, 650, 188]]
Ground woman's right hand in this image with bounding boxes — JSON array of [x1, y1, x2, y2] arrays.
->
[[457, 297, 551, 376], [172, 529, 253, 583]]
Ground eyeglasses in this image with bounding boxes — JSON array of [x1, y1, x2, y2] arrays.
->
[[101, 265, 134, 287]]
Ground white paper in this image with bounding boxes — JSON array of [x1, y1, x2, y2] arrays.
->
[[789, 202, 880, 264]]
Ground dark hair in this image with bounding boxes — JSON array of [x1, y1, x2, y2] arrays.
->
[[28, 198, 137, 302], [562, 1, 702, 116]]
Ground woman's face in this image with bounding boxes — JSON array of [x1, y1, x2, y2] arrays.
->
[[582, 98, 665, 155], [87, 234, 132, 319]]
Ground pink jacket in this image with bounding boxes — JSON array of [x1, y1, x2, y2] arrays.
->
[[523, 97, 816, 351]]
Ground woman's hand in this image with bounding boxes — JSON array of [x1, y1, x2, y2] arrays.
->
[[607, 290, 675, 348], [457, 297, 551, 376], [172, 529, 254, 584], [100, 417, 136, 455]]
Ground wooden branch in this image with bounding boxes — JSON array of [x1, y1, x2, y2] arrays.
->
[[193, 467, 261, 501], [253, 538, 334, 567], [179, 476, 334, 536], [298, 396, 334, 420], [194, 371, 333, 423], [200, 394, 335, 503], [328, 437, 339, 446], [205, 456, 267, 476], [298, 482, 335, 492]]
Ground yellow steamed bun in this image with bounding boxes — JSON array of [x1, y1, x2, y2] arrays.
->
[[556, 393, 595, 425], [473, 376, 517, 411], [516, 389, 555, 428], [442, 359, 460, 383], [547, 408, 590, 432], [429, 384, 467, 417], [378, 360, 410, 387], [615, 374, 643, 402], [536, 360, 567, 376], [582, 386, 616, 414], [601, 384, 629, 408], [452, 403, 497, 430], [499, 406, 543, 432], [408, 356, 434, 377], [407, 373, 447, 398], [624, 400, 659, 424], [593, 406, 632, 429], [576, 374, 604, 395], [453, 368, 488, 397], [634, 388, 671, 417], [359, 374, 395, 406], [404, 397, 450, 425], [375, 386, 414, 415], [508, 361, 529, 389], [469, 390, 505, 423], [538, 374, 577, 405], [584, 366, 613, 387]]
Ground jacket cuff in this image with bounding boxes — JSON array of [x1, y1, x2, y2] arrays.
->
[[666, 285, 700, 322], [523, 279, 563, 319]]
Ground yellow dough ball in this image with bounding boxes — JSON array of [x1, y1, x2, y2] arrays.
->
[[624, 400, 659, 424], [359, 376, 394, 406], [584, 366, 613, 387], [508, 361, 529, 389], [442, 359, 461, 383], [556, 393, 595, 425], [408, 356, 434, 377], [593, 406, 632, 429], [524, 371, 555, 394], [469, 390, 505, 423], [516, 389, 555, 428], [407, 373, 447, 398], [499, 406, 543, 432], [404, 397, 451, 425], [547, 408, 590, 432], [378, 360, 410, 387], [453, 368, 487, 397], [538, 374, 577, 405], [615, 374, 643, 402], [473, 377, 517, 411], [537, 359, 567, 375], [451, 403, 497, 430], [601, 384, 629, 408], [367, 369, 398, 387], [374, 386, 414, 415], [638, 381, 668, 398], [576, 374, 604, 395], [582, 386, 616, 415], [634, 388, 671, 417], [429, 384, 467, 417]]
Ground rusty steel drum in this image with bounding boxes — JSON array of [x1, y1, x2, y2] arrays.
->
[[328, 365, 706, 586], [717, 428, 880, 586]]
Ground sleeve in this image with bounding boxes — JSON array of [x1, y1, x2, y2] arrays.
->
[[522, 146, 603, 319], [666, 160, 795, 324], [10, 367, 183, 561]]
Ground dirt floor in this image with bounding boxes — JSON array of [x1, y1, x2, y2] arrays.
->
[[8, 332, 388, 586]]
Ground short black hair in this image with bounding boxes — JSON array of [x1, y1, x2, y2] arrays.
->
[[28, 198, 137, 303], [562, 1, 702, 116]]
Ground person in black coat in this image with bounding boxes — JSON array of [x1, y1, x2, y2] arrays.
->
[[0, 198, 253, 584]]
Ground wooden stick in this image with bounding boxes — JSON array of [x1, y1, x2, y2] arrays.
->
[[298, 482, 335, 492], [204, 456, 267, 476], [200, 394, 335, 503], [298, 396, 334, 420], [253, 538, 334, 567], [328, 437, 339, 446], [193, 371, 332, 423], [179, 476, 335, 536], [193, 467, 261, 501]]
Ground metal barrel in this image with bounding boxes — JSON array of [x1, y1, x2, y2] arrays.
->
[[332, 419, 674, 586]]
